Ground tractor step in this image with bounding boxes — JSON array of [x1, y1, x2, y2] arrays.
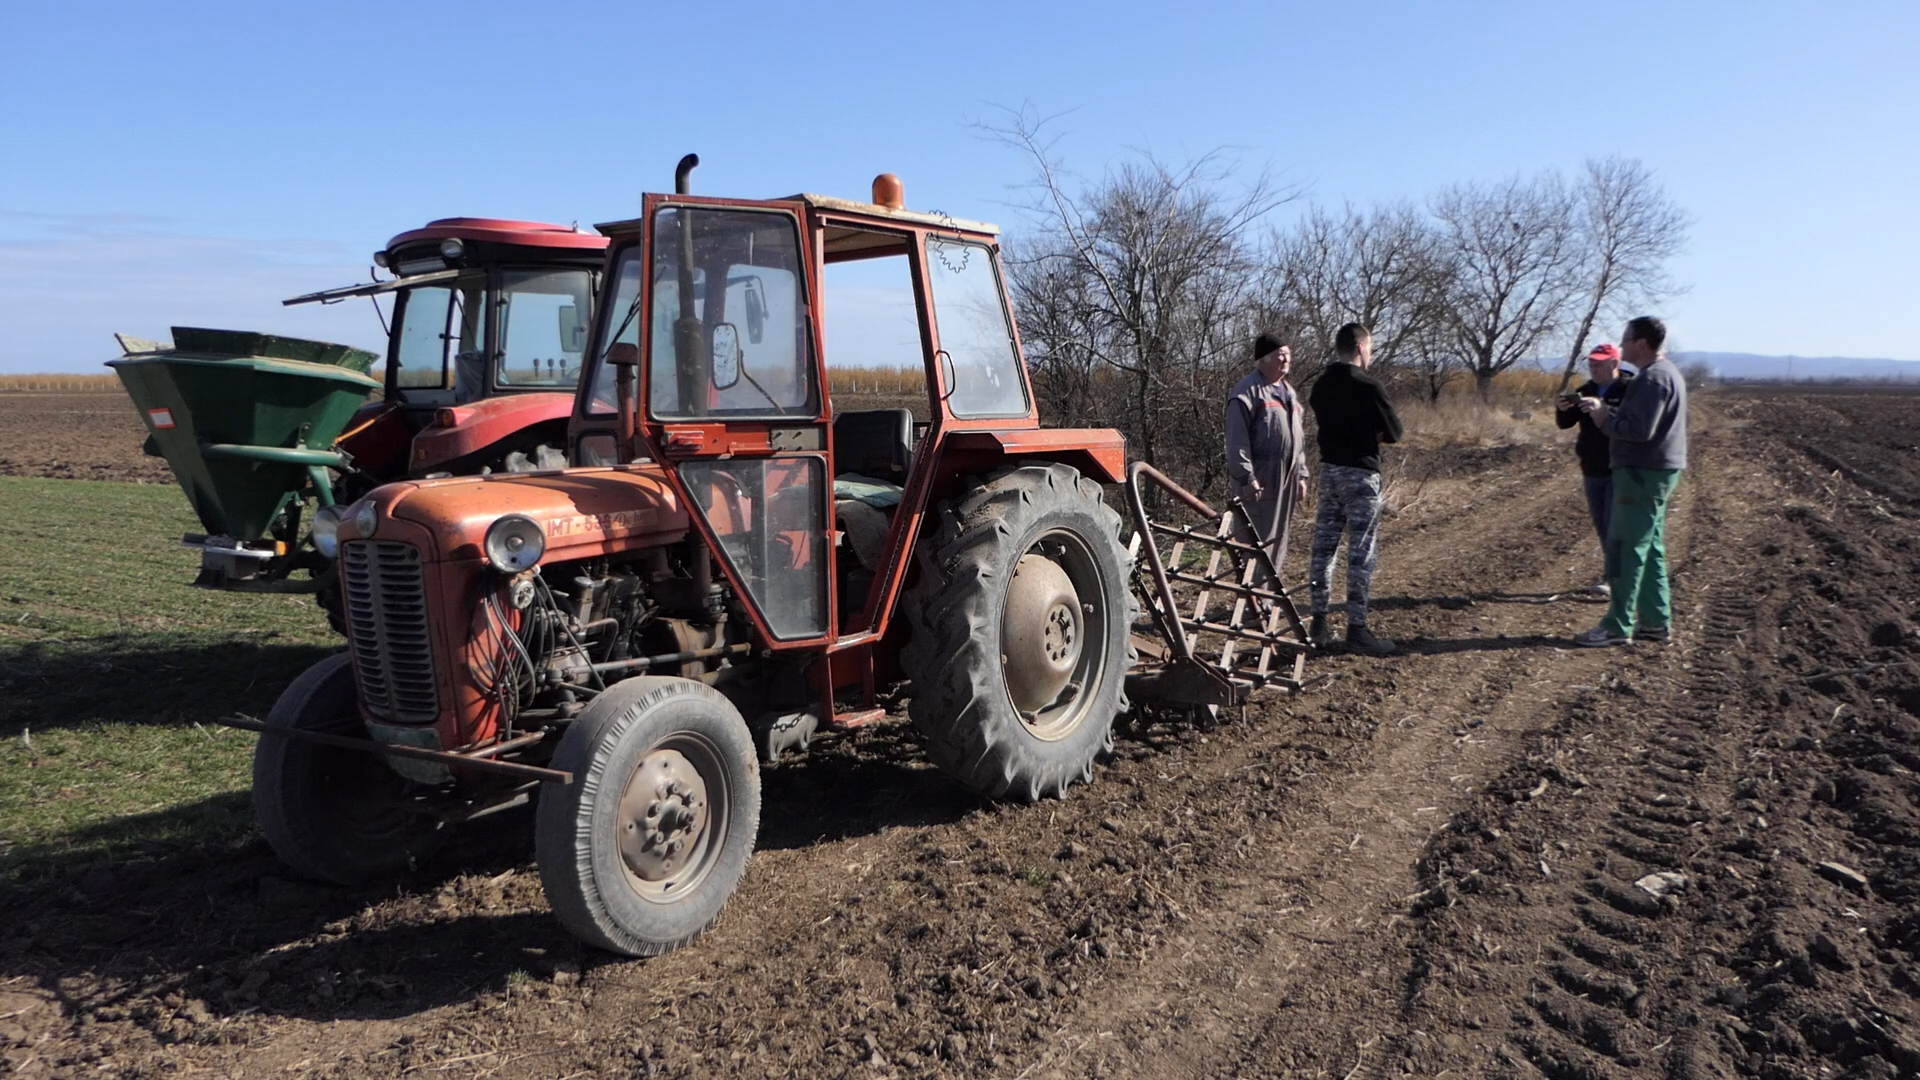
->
[[1122, 462, 1311, 712]]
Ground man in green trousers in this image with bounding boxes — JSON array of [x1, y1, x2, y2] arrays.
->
[[1573, 316, 1688, 647]]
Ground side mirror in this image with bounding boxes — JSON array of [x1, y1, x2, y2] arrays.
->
[[557, 305, 585, 353], [710, 323, 741, 390]]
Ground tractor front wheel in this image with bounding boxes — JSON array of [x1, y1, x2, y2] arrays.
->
[[252, 653, 440, 884], [535, 677, 760, 956], [902, 463, 1135, 801]]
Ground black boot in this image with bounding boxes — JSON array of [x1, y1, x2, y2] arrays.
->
[[1308, 614, 1330, 647], [1346, 624, 1396, 656]]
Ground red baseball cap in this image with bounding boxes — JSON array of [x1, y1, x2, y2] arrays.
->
[[1587, 343, 1621, 362]]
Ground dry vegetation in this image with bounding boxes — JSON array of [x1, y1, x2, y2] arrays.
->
[[0, 374, 120, 393], [827, 365, 923, 396]]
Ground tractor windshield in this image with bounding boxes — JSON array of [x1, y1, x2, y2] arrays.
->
[[648, 206, 815, 419], [389, 267, 597, 405], [494, 268, 594, 389]]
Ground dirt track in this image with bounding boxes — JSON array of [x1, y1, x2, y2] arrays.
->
[[2, 389, 1917, 1079]]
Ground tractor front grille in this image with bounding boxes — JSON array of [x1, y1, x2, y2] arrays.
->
[[341, 540, 440, 723]]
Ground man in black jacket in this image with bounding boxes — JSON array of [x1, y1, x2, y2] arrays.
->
[[1554, 342, 1634, 595], [1306, 323, 1405, 655]]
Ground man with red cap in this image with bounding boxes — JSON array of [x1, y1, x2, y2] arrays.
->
[[1555, 342, 1634, 595]]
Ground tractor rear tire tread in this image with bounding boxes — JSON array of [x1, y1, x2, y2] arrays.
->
[[902, 463, 1136, 802]]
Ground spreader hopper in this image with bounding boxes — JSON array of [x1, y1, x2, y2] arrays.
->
[[108, 327, 379, 588]]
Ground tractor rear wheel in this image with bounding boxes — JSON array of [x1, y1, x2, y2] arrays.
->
[[252, 653, 440, 884], [902, 463, 1135, 801], [535, 677, 760, 956]]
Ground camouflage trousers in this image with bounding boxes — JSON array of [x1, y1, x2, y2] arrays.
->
[[1308, 464, 1383, 625]]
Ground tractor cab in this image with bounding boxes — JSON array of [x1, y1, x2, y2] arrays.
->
[[287, 218, 607, 484], [567, 177, 1122, 650]]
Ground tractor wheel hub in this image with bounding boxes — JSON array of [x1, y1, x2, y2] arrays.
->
[[1002, 554, 1083, 714], [618, 749, 709, 883]]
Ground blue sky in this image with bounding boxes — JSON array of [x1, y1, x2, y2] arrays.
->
[[3, 0, 1915, 371]]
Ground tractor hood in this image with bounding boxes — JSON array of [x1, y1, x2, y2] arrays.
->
[[350, 465, 689, 564], [408, 392, 577, 475]]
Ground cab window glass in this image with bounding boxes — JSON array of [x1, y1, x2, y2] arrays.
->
[[496, 268, 593, 388], [392, 285, 453, 390], [927, 238, 1027, 418], [446, 275, 488, 403], [649, 207, 815, 419], [584, 247, 642, 416], [678, 457, 827, 639]]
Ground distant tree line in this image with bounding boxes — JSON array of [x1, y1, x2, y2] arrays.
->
[[989, 110, 1690, 496]]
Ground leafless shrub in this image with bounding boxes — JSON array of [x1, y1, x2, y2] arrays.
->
[[988, 105, 1297, 498]]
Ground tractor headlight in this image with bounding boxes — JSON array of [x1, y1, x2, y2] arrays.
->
[[484, 514, 545, 573], [352, 499, 378, 538], [311, 504, 348, 558]]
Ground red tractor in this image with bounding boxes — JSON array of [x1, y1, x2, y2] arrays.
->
[[292, 217, 609, 488], [236, 160, 1311, 956], [116, 218, 608, 621], [291, 218, 608, 626]]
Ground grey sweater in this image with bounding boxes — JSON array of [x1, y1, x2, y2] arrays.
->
[[1600, 357, 1687, 470]]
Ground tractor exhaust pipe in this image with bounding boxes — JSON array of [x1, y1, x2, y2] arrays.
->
[[675, 154, 699, 195]]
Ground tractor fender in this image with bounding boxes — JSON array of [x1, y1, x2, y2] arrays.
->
[[408, 392, 575, 475], [938, 428, 1127, 485]]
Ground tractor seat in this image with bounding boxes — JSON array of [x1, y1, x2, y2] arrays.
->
[[832, 408, 914, 572], [831, 408, 914, 486]]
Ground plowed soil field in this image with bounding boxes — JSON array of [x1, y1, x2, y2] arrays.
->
[[0, 393, 174, 484], [3, 388, 1918, 1079]]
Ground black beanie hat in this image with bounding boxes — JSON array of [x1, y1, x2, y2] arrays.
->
[[1253, 332, 1284, 362]]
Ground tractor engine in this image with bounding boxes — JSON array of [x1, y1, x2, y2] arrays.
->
[[328, 465, 710, 772], [468, 548, 732, 735]]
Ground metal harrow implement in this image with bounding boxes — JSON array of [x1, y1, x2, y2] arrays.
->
[[1123, 462, 1313, 716]]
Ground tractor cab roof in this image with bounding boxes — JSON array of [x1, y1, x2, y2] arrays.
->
[[384, 218, 609, 253], [594, 194, 999, 258], [286, 218, 608, 306]]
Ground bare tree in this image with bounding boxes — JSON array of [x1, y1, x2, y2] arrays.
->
[[989, 107, 1294, 491], [1430, 173, 1584, 399], [1555, 157, 1691, 390], [1262, 202, 1452, 382]]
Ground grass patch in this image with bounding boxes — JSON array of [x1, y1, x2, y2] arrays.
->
[[0, 476, 338, 875]]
